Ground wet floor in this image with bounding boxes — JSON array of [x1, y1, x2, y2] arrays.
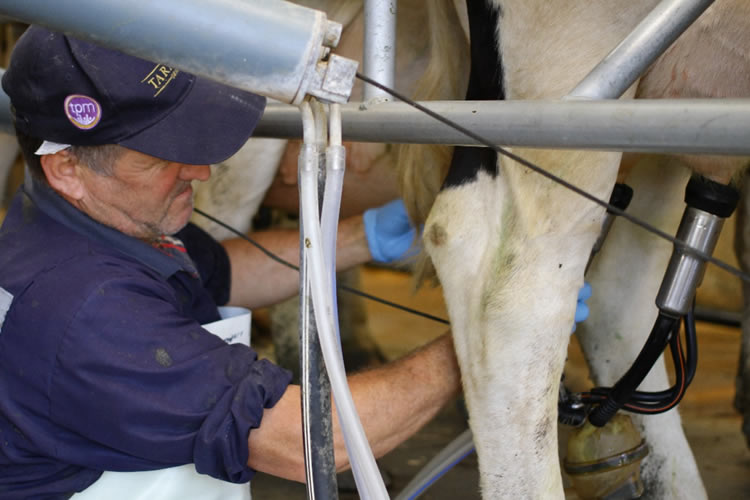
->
[[251, 266, 750, 499]]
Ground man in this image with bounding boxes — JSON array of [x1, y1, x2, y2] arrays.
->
[[0, 25, 463, 499], [0, 26, 588, 499]]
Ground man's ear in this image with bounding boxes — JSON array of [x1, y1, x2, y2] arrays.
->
[[40, 151, 85, 200]]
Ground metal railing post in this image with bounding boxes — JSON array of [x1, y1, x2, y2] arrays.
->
[[363, 0, 397, 101]]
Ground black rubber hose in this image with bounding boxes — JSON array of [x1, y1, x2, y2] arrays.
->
[[625, 330, 686, 412], [589, 313, 678, 426], [624, 322, 684, 404], [684, 306, 698, 386]]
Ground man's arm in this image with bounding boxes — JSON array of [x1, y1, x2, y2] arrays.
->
[[221, 214, 371, 309], [246, 332, 461, 482]]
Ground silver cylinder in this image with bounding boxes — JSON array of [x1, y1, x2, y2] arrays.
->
[[0, 0, 356, 104], [655, 207, 724, 316]]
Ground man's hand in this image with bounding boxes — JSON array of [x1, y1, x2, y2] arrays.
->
[[363, 199, 419, 263]]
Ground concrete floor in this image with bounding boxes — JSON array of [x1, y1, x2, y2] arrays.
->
[[251, 266, 750, 499]]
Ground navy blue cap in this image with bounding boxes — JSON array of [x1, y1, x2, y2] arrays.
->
[[1, 26, 266, 165]]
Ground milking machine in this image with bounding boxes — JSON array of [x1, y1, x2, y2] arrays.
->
[[559, 175, 739, 499], [585, 176, 739, 426]]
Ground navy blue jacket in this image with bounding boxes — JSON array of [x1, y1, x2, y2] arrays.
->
[[0, 177, 291, 499]]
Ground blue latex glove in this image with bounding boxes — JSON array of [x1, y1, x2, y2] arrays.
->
[[363, 199, 419, 263], [572, 282, 592, 332]]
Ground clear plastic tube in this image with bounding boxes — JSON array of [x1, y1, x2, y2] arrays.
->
[[299, 100, 389, 500], [321, 104, 346, 335], [394, 429, 475, 500], [297, 102, 330, 495]]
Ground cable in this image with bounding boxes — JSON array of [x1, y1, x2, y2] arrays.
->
[[355, 72, 750, 285], [579, 302, 697, 416], [193, 207, 450, 325]]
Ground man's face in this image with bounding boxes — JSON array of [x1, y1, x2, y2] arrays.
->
[[75, 148, 211, 241]]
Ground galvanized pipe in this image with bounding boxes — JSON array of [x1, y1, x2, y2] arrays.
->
[[0, 0, 357, 104], [568, 0, 715, 99], [363, 0, 397, 101], [253, 99, 750, 155]]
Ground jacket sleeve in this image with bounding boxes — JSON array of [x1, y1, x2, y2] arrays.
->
[[47, 270, 291, 483]]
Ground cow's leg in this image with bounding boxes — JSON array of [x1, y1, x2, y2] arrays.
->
[[423, 1, 654, 495], [425, 146, 621, 498], [191, 138, 287, 239], [734, 172, 750, 447], [430, 2, 649, 495], [577, 159, 708, 499]]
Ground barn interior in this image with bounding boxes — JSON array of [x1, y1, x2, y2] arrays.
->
[[1, 1, 750, 499]]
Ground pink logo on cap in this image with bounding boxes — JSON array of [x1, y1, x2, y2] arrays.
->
[[64, 94, 102, 130]]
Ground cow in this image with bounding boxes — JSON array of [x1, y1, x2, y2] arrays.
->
[[392, 0, 750, 498]]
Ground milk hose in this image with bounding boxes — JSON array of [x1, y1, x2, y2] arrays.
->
[[300, 100, 389, 500], [394, 429, 475, 500]]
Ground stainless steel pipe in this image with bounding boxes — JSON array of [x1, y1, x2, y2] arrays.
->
[[254, 99, 750, 155], [656, 207, 725, 317]]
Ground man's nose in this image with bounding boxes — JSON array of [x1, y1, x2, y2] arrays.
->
[[179, 164, 211, 182]]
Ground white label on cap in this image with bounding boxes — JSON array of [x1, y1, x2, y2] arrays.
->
[[35, 141, 72, 155]]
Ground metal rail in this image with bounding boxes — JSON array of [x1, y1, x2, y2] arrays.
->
[[1, 95, 748, 155], [568, 0, 715, 99], [254, 99, 750, 155]]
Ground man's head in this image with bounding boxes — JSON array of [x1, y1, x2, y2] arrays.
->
[[2, 26, 266, 239]]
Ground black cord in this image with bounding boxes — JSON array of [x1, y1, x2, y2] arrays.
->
[[684, 305, 698, 387], [355, 72, 750, 285], [193, 207, 450, 325], [581, 303, 697, 415]]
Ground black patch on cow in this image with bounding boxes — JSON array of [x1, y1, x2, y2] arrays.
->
[[442, 0, 504, 189], [465, 0, 504, 101], [443, 146, 498, 187]]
